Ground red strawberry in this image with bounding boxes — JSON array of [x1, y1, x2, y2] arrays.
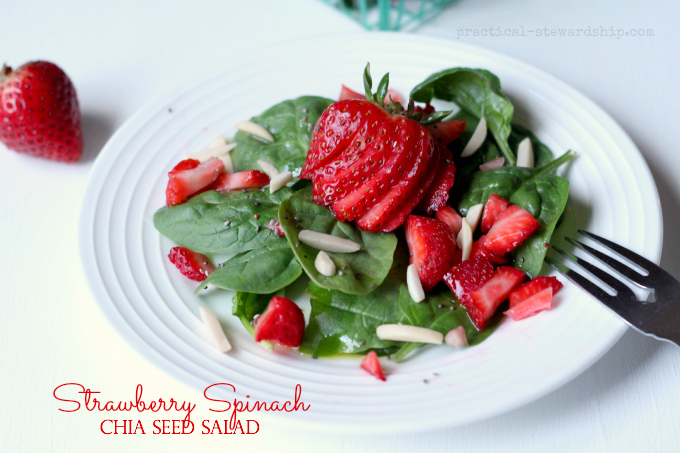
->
[[254, 296, 305, 348], [436, 205, 463, 236], [210, 169, 270, 192], [471, 235, 509, 266], [360, 351, 386, 381], [166, 157, 224, 206], [426, 119, 466, 146], [443, 256, 495, 305], [168, 246, 215, 282], [338, 84, 403, 105], [0, 61, 83, 162], [468, 266, 526, 329], [405, 215, 457, 292], [481, 194, 511, 233], [301, 66, 440, 232], [505, 287, 553, 321], [509, 276, 563, 308], [417, 148, 456, 215], [484, 205, 541, 255]]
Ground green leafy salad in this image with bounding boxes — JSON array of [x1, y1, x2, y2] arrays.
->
[[154, 65, 571, 377]]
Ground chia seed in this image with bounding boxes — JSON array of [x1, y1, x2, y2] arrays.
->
[[254, 201, 260, 206], [224, 220, 231, 226], [311, 355, 318, 360], [370, 283, 377, 288], [338, 270, 344, 276], [423, 379, 429, 384]]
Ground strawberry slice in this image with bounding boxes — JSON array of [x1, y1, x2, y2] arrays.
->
[[210, 169, 270, 192], [405, 215, 457, 292], [468, 267, 527, 329], [166, 157, 224, 206], [484, 205, 541, 255], [471, 235, 509, 266], [505, 287, 553, 321], [168, 246, 215, 282], [481, 194, 511, 233], [426, 119, 466, 146], [509, 276, 563, 308], [443, 256, 495, 305], [436, 205, 463, 236], [360, 351, 386, 381], [417, 148, 456, 215], [253, 296, 305, 347]]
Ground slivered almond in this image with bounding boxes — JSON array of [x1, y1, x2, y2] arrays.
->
[[516, 137, 534, 168], [269, 171, 293, 193], [457, 218, 473, 261], [445, 326, 468, 348], [465, 204, 483, 232], [213, 136, 227, 148], [220, 152, 234, 174], [460, 117, 487, 157], [257, 159, 280, 179], [298, 230, 360, 253], [199, 307, 232, 353], [376, 324, 443, 344], [236, 121, 274, 142], [184, 143, 237, 162], [406, 264, 425, 302], [314, 251, 336, 276]]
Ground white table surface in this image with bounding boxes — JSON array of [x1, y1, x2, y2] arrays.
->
[[2, 0, 679, 451]]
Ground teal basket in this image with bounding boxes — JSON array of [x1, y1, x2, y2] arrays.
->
[[319, 0, 457, 31]]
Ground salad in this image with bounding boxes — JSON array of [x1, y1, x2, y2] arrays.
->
[[153, 64, 571, 380]]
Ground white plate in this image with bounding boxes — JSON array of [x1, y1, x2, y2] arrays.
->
[[79, 33, 662, 433]]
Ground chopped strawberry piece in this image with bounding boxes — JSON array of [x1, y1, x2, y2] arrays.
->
[[166, 158, 224, 206], [443, 256, 495, 305], [360, 351, 386, 381], [427, 119, 466, 146], [484, 205, 541, 255], [505, 287, 553, 321], [338, 85, 402, 105], [436, 205, 463, 236], [418, 148, 456, 214], [509, 276, 563, 308], [168, 246, 215, 282], [468, 267, 527, 329], [471, 235, 509, 266], [481, 194, 511, 233], [253, 296, 305, 347], [405, 215, 457, 292], [210, 169, 270, 192]]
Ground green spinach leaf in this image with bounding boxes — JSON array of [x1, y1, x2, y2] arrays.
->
[[231, 96, 334, 175], [232, 291, 275, 335], [410, 68, 515, 164], [153, 188, 293, 255], [196, 241, 302, 294], [278, 189, 397, 295]]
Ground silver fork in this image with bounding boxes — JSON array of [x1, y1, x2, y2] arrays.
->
[[545, 230, 680, 347]]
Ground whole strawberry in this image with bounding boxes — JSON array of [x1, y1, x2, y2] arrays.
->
[[300, 64, 459, 233], [0, 61, 83, 162]]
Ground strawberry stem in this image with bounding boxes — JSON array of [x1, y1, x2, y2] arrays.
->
[[419, 110, 454, 125], [363, 63, 374, 102], [0, 64, 11, 84], [375, 73, 390, 105]]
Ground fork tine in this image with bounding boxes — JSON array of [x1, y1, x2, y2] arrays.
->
[[544, 256, 619, 303], [552, 245, 636, 298], [578, 230, 655, 272], [545, 256, 637, 321], [565, 237, 649, 288]]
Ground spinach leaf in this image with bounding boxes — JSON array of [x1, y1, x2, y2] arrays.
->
[[153, 187, 293, 255], [196, 241, 302, 294], [410, 68, 515, 164], [232, 291, 275, 335], [510, 174, 569, 278], [391, 286, 502, 362], [300, 244, 501, 359], [231, 96, 334, 176], [278, 189, 397, 295]]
